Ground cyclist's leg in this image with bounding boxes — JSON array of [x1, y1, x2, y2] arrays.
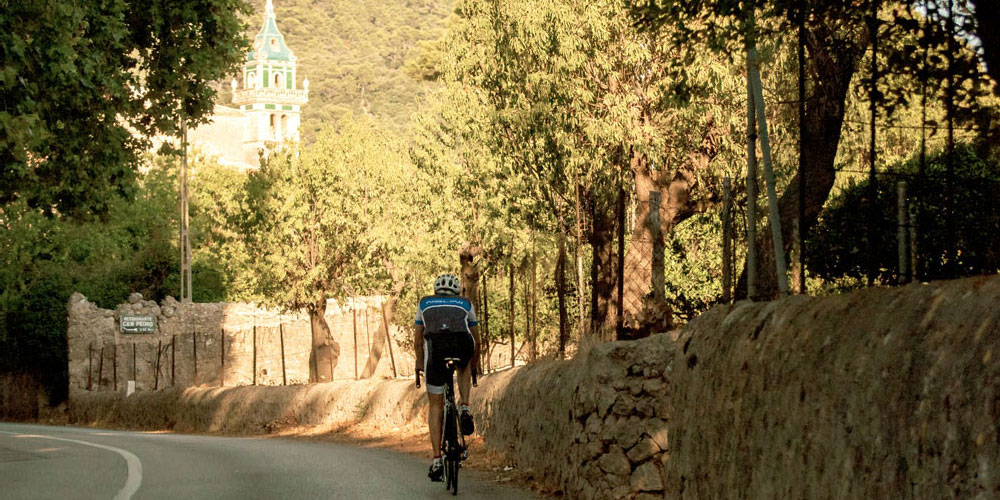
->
[[428, 392, 444, 454], [425, 337, 448, 457], [456, 365, 472, 405]]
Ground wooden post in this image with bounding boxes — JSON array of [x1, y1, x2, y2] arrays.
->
[[171, 334, 176, 387], [722, 177, 733, 303], [531, 229, 538, 361], [749, 49, 790, 297], [792, 219, 803, 294], [220, 329, 226, 387], [909, 203, 919, 282], [364, 308, 371, 356], [276, 323, 285, 385], [87, 343, 93, 390], [353, 302, 359, 380], [155, 340, 162, 390], [649, 191, 665, 300], [898, 181, 909, 283], [508, 259, 515, 368], [381, 304, 397, 378], [252, 323, 257, 386], [616, 186, 625, 337], [113, 343, 118, 391], [483, 273, 492, 371], [192, 331, 198, 386], [97, 345, 105, 390], [556, 233, 568, 360], [522, 269, 530, 362]]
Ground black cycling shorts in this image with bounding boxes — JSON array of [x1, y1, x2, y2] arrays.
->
[[423, 332, 475, 395]]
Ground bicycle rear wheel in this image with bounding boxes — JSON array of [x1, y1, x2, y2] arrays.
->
[[447, 456, 458, 495]]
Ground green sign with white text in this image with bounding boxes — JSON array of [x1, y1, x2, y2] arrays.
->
[[120, 314, 156, 334]]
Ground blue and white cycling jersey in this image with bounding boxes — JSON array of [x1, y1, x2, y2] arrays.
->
[[414, 294, 478, 335]]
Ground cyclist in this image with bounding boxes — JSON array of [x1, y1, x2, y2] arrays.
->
[[414, 273, 480, 482]]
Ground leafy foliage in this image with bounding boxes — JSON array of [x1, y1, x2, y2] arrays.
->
[[1, 0, 252, 218], [238, 115, 428, 308], [0, 162, 228, 403], [808, 144, 1000, 285]]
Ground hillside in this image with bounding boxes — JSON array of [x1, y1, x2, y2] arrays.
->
[[222, 0, 451, 139]]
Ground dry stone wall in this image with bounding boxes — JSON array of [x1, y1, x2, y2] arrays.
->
[[67, 293, 413, 392], [67, 275, 1000, 499]]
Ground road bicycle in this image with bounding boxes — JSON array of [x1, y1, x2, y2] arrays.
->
[[418, 357, 477, 495]]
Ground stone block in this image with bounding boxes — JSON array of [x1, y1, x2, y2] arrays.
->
[[631, 462, 663, 492], [610, 416, 644, 450], [598, 445, 631, 476], [628, 437, 658, 463], [642, 378, 665, 394], [646, 419, 669, 451]]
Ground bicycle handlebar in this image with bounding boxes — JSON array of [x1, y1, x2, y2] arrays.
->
[[415, 369, 422, 389]]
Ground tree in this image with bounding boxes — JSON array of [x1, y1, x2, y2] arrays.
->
[[239, 116, 419, 382], [434, 0, 743, 341], [1, 0, 251, 218], [629, 0, 999, 299]]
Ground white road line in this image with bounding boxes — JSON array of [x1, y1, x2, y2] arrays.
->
[[0, 429, 143, 500]]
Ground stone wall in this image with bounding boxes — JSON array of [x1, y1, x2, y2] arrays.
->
[[67, 275, 1000, 499], [479, 274, 1000, 499], [67, 293, 413, 392]]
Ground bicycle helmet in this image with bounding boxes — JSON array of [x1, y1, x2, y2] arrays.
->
[[433, 273, 461, 295]]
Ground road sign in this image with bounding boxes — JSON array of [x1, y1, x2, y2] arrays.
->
[[120, 314, 156, 334]]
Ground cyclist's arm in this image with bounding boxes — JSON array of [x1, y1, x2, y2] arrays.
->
[[414, 324, 425, 373]]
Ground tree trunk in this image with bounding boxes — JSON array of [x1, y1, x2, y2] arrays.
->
[[735, 21, 862, 300], [589, 197, 616, 343], [459, 243, 483, 373], [974, 0, 1000, 93], [459, 243, 482, 312], [360, 281, 406, 378], [308, 300, 339, 383], [621, 125, 720, 320]]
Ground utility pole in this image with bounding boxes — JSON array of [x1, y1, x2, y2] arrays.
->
[[180, 118, 192, 303]]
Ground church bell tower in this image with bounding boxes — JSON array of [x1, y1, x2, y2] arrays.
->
[[231, 0, 309, 159]]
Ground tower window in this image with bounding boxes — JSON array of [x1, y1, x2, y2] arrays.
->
[[281, 115, 289, 139], [274, 73, 282, 89], [247, 72, 256, 89], [270, 114, 277, 139]]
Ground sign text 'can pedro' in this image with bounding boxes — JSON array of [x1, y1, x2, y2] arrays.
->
[[120, 314, 156, 334]]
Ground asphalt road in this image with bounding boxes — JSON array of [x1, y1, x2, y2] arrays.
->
[[0, 422, 540, 499]]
